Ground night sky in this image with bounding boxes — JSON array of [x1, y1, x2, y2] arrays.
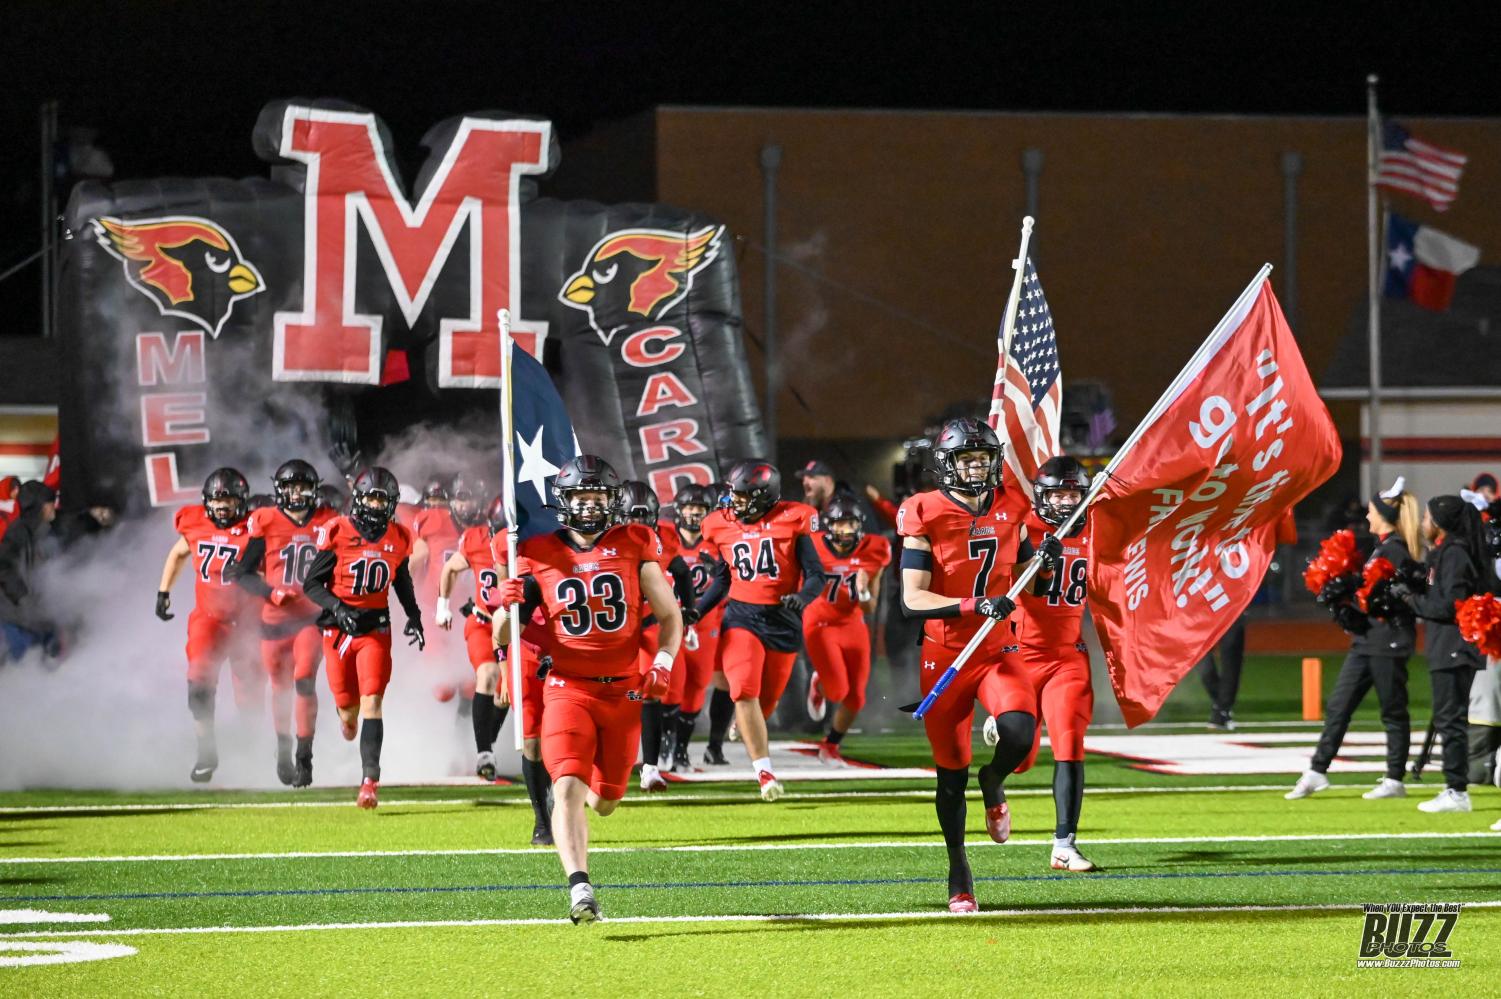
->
[[3, 0, 1499, 325]]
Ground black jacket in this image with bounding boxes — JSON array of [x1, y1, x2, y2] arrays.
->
[[1411, 536, 1483, 672], [1352, 533, 1416, 657], [0, 481, 56, 630]]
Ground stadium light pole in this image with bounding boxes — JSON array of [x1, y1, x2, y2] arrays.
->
[[760, 143, 782, 463]]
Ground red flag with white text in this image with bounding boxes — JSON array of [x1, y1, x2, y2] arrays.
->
[[1087, 279, 1341, 726]]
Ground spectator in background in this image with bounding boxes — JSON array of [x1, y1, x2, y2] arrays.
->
[[796, 460, 837, 514], [0, 481, 61, 664], [54, 498, 118, 548], [1471, 473, 1498, 503]]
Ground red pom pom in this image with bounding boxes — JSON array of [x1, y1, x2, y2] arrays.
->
[[1356, 557, 1396, 612], [1457, 594, 1501, 659], [1303, 529, 1362, 596]]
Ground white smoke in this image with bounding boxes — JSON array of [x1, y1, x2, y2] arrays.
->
[[0, 396, 518, 791]]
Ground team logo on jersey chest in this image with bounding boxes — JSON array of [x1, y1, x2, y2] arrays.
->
[[576, 561, 601, 573], [969, 524, 996, 538]]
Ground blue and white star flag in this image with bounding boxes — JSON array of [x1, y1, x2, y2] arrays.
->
[[500, 331, 579, 542]]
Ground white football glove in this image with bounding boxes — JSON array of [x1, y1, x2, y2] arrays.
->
[[435, 596, 453, 630]]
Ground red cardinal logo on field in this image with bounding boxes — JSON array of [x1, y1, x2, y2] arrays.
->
[[92, 216, 264, 339], [559, 225, 723, 345]]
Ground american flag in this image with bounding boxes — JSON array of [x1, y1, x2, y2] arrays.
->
[[988, 257, 1060, 501], [1376, 121, 1467, 213]]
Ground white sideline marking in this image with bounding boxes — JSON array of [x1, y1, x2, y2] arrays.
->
[[0, 941, 137, 967], [0, 783, 1335, 815], [0, 910, 111, 924], [4, 901, 1500, 939], [5, 831, 1498, 866]]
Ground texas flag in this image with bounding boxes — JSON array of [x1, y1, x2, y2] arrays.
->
[[1385, 213, 1481, 312]]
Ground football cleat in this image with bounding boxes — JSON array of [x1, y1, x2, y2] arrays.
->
[[531, 825, 554, 847], [476, 751, 497, 782], [276, 746, 296, 787], [1284, 770, 1330, 800], [673, 740, 692, 773], [1417, 789, 1471, 813], [639, 764, 668, 792], [1362, 777, 1406, 800], [758, 770, 784, 802], [292, 752, 313, 788], [569, 882, 600, 924], [1208, 709, 1236, 731], [1049, 845, 1098, 872], [703, 745, 730, 766], [357, 778, 379, 810], [806, 676, 827, 722], [976, 763, 1009, 843], [189, 762, 216, 784], [816, 740, 846, 768], [981, 714, 999, 747], [948, 892, 979, 914]]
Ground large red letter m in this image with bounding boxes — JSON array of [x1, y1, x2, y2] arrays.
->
[[273, 107, 550, 386]]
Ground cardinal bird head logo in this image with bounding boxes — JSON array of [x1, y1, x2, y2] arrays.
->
[[559, 225, 723, 345], [92, 216, 264, 338]]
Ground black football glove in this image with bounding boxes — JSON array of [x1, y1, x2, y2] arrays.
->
[[1037, 533, 1064, 572], [681, 605, 701, 627], [333, 603, 363, 636], [535, 654, 555, 679], [155, 591, 174, 621], [780, 593, 808, 613], [974, 595, 1016, 620], [404, 618, 426, 651]]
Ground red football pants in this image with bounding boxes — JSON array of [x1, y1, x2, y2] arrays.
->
[[802, 614, 871, 713], [718, 626, 796, 717], [918, 637, 1034, 771], [322, 629, 393, 709], [540, 673, 641, 801]]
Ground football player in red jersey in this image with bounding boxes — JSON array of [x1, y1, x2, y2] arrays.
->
[[803, 493, 891, 766], [617, 481, 698, 791], [436, 496, 554, 844], [665, 484, 724, 770], [154, 468, 259, 783], [493, 456, 683, 924], [897, 418, 1062, 913], [696, 460, 827, 800], [411, 476, 471, 706], [993, 455, 1098, 872], [302, 467, 425, 810], [227, 460, 337, 787]]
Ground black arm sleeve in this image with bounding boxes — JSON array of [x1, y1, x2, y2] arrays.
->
[[694, 557, 731, 616], [1017, 537, 1036, 561], [667, 555, 696, 609], [900, 585, 963, 620], [393, 558, 422, 625], [794, 534, 829, 604], [300, 549, 343, 614], [1413, 547, 1476, 623], [516, 575, 544, 622], [228, 537, 273, 598]]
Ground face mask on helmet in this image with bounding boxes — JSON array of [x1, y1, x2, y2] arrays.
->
[[1037, 486, 1085, 528], [450, 490, 480, 526], [275, 478, 317, 513], [827, 518, 862, 554], [676, 502, 707, 532], [205, 494, 243, 528], [352, 489, 394, 538], [561, 488, 614, 535]]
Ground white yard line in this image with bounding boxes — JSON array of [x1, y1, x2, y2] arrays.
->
[[4, 830, 1498, 866], [0, 782, 1333, 815], [2, 900, 1498, 938]]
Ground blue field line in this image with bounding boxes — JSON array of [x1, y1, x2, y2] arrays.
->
[[6, 866, 1500, 905]]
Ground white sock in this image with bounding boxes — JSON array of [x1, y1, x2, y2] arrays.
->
[[1053, 835, 1075, 850], [642, 763, 659, 777], [752, 756, 773, 774]]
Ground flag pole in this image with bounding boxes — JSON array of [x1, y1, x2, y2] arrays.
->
[[989, 216, 1035, 432], [1366, 73, 1383, 497], [498, 308, 524, 753], [915, 263, 1275, 718]]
